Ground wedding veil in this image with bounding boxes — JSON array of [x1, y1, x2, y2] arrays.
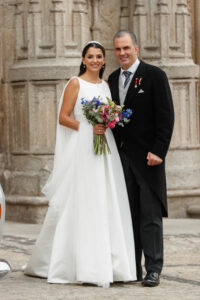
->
[[42, 80, 77, 210]]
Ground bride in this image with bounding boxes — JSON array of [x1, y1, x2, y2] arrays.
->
[[24, 41, 136, 287]]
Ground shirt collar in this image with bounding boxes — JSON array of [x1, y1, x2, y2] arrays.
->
[[120, 59, 140, 75]]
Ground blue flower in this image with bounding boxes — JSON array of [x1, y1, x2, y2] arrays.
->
[[125, 109, 132, 117], [81, 99, 89, 105], [126, 108, 132, 115], [96, 100, 100, 108], [122, 111, 128, 118]]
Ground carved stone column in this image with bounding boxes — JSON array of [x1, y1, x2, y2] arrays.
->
[[0, 1, 7, 186], [132, 0, 200, 217], [193, 0, 200, 65], [0, 1, 3, 154], [0, 1, 4, 179], [1, 0, 199, 221], [91, 0, 101, 41], [120, 0, 131, 29], [187, 0, 200, 217], [91, 0, 121, 73], [2, 0, 91, 223]]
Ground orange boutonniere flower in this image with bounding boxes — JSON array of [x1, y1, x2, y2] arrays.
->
[[134, 77, 143, 88]]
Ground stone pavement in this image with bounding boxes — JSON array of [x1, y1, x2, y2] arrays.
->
[[0, 219, 200, 300]]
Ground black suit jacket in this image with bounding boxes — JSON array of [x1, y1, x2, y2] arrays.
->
[[108, 61, 174, 217]]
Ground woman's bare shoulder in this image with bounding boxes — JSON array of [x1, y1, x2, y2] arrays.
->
[[64, 77, 80, 94], [68, 77, 80, 88]]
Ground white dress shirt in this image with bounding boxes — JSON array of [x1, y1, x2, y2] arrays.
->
[[120, 59, 140, 86]]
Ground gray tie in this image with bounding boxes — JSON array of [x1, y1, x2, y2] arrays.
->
[[123, 71, 132, 88]]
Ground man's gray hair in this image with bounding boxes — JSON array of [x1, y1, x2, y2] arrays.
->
[[113, 30, 138, 45]]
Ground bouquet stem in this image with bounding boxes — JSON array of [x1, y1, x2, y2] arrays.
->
[[93, 134, 111, 155]]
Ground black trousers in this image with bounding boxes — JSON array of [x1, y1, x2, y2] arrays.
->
[[120, 150, 163, 274]]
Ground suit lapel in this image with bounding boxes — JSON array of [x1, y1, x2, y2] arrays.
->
[[110, 68, 120, 105], [124, 61, 147, 107]]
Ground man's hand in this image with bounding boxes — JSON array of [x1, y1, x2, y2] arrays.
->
[[147, 152, 163, 166]]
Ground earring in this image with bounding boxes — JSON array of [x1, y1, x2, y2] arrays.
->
[[83, 64, 86, 69], [102, 64, 105, 70]]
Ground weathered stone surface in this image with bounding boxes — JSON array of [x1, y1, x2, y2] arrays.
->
[[187, 204, 200, 218], [0, 219, 200, 299], [0, 0, 199, 222], [166, 148, 200, 212], [11, 156, 42, 172], [6, 202, 48, 224], [5, 195, 48, 223], [8, 174, 39, 196], [168, 191, 200, 218]]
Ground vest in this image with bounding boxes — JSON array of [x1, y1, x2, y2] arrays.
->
[[118, 75, 132, 105]]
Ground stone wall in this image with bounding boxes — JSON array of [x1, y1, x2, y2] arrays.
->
[[0, 0, 199, 222]]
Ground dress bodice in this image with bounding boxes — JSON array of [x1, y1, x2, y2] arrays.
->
[[73, 77, 111, 121]]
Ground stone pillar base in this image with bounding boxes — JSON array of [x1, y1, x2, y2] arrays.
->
[[187, 205, 200, 218], [4, 190, 200, 224], [6, 196, 48, 224], [168, 189, 200, 218]]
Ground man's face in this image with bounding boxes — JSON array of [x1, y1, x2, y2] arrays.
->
[[114, 34, 139, 70]]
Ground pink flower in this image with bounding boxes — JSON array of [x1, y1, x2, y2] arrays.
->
[[102, 105, 109, 112], [107, 120, 116, 129], [101, 114, 107, 122]]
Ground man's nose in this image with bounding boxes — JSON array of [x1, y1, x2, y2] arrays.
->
[[120, 49, 125, 55]]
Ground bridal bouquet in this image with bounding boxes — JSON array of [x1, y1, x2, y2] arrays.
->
[[81, 97, 132, 155]]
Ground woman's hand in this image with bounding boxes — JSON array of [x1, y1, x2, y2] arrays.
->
[[93, 124, 107, 135]]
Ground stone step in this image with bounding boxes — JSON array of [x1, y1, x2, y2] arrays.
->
[[187, 205, 200, 218]]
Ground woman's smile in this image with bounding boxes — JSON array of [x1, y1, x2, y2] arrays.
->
[[82, 47, 105, 72]]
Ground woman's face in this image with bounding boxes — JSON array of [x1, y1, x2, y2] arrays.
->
[[82, 47, 105, 73]]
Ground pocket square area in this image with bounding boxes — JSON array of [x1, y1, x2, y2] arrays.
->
[[138, 89, 144, 93]]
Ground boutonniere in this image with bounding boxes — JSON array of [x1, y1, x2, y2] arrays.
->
[[134, 77, 143, 88]]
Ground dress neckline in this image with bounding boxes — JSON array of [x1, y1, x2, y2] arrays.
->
[[78, 77, 103, 85]]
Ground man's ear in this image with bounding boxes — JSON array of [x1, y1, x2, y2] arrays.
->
[[136, 45, 139, 53]]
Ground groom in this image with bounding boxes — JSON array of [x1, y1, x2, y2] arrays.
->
[[108, 30, 174, 287]]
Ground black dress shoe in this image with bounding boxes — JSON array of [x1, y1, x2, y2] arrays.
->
[[142, 272, 160, 287]]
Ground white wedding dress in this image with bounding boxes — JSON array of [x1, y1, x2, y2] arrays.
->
[[24, 77, 136, 287]]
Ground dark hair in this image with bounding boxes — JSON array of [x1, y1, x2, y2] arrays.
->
[[78, 42, 106, 78], [113, 30, 138, 45]]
